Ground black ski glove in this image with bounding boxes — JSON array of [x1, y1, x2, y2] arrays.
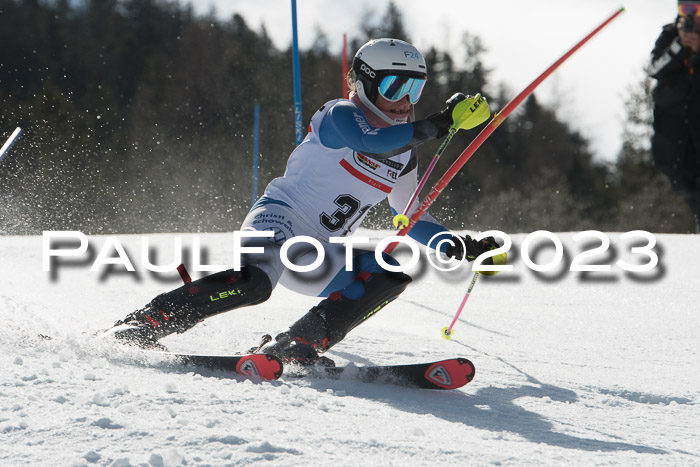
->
[[444, 235, 501, 263], [425, 92, 467, 139]]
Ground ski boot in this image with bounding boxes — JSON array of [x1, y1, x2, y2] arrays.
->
[[253, 333, 335, 367]]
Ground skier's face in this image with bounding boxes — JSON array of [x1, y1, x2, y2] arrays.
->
[[679, 14, 700, 32]]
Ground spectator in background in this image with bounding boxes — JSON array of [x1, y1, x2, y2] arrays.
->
[[650, 1, 700, 232]]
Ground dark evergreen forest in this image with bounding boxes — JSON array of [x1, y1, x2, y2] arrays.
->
[[0, 0, 694, 234]]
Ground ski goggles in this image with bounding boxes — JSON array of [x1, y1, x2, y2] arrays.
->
[[378, 75, 426, 104], [679, 2, 700, 16]]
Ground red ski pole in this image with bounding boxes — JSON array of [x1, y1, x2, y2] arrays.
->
[[384, 6, 626, 255]]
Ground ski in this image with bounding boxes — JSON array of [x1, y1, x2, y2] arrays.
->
[[297, 357, 476, 390], [153, 352, 284, 381]]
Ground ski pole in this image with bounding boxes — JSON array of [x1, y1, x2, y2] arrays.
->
[[384, 6, 626, 255], [441, 270, 480, 340], [392, 127, 458, 230], [0, 127, 22, 164]]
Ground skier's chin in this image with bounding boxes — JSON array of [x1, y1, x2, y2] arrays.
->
[[385, 110, 409, 123]]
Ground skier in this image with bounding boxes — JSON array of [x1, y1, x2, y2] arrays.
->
[[650, 1, 700, 231], [106, 38, 502, 364]]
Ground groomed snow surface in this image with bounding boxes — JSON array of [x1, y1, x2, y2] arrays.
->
[[1, 230, 698, 466]]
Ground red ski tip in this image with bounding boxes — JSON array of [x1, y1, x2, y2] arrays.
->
[[235, 354, 283, 381], [424, 358, 475, 390]]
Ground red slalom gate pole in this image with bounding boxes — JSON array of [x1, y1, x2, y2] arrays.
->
[[342, 34, 348, 99], [384, 7, 625, 254]]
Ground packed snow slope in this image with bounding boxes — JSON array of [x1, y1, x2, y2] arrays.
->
[[1, 230, 698, 466]]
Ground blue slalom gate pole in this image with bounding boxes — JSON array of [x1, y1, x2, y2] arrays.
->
[[291, 0, 303, 146], [0, 127, 22, 165], [252, 103, 260, 204]]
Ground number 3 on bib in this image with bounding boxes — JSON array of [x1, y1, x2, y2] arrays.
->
[[320, 194, 370, 235]]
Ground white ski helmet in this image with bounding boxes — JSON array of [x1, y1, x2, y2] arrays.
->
[[352, 38, 427, 124]]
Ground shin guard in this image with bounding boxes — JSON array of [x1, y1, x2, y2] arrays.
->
[[116, 265, 272, 342], [280, 271, 412, 352]]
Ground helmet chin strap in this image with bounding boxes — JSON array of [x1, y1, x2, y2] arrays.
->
[[355, 81, 407, 126]]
